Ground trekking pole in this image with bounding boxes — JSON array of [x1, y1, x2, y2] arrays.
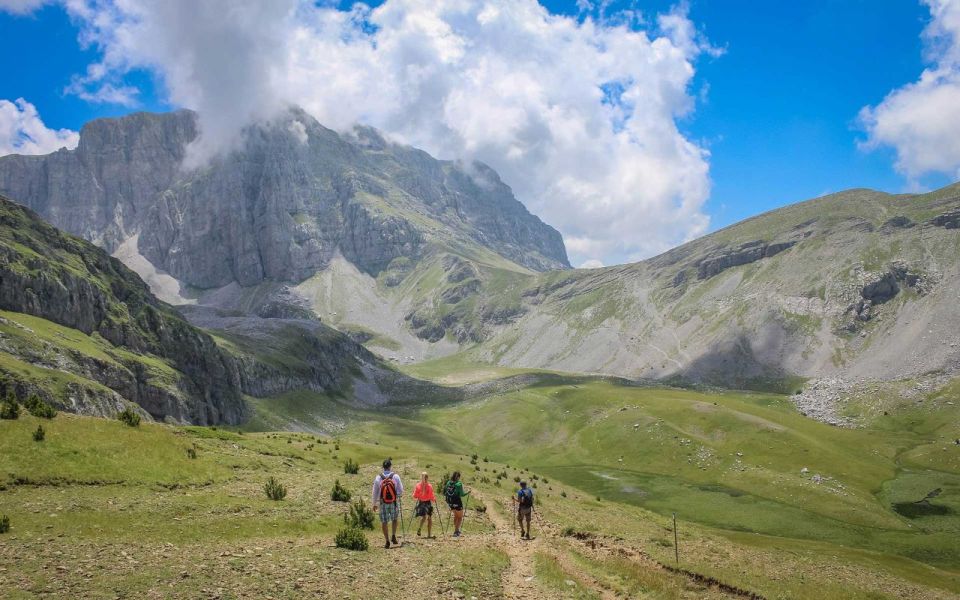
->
[[398, 498, 406, 545], [434, 500, 446, 536]]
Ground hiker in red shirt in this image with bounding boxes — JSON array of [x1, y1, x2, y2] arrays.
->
[[412, 472, 436, 538]]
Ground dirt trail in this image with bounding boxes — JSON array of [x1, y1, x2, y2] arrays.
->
[[479, 493, 545, 599], [470, 492, 617, 599]]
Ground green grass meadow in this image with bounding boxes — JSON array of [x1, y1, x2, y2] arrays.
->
[[1, 367, 958, 598]]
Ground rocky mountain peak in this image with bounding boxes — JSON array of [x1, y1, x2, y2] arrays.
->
[[0, 108, 569, 293]]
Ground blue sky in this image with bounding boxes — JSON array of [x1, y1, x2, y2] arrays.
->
[[0, 0, 956, 262]]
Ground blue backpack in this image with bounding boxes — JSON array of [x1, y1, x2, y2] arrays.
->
[[518, 488, 533, 508]]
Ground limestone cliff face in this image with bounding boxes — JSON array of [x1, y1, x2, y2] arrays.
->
[[0, 195, 246, 424], [0, 108, 568, 291]]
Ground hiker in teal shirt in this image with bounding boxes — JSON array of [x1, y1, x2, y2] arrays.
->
[[443, 471, 470, 537]]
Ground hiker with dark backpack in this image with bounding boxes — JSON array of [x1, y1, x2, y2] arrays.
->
[[443, 471, 470, 537], [372, 458, 404, 549], [514, 480, 534, 539]]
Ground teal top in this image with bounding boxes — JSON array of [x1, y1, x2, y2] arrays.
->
[[452, 480, 469, 497]]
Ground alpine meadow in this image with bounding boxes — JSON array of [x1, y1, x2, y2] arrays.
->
[[1, 1, 960, 599]]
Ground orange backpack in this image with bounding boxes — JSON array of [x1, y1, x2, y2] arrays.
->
[[380, 474, 397, 504]]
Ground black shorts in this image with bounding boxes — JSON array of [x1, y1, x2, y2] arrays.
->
[[447, 501, 463, 511], [415, 500, 433, 517]]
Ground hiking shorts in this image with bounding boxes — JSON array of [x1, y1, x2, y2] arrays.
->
[[447, 500, 463, 511], [415, 500, 433, 517], [518, 506, 532, 518], [379, 502, 399, 523]]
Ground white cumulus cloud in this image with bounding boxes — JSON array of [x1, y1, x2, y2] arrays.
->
[[0, 0, 49, 15], [860, 0, 960, 182], [32, 0, 714, 266], [0, 98, 79, 156]]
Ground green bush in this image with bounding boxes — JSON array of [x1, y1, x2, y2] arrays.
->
[[0, 397, 19, 420], [473, 501, 487, 514], [0, 514, 9, 534], [264, 477, 287, 501], [345, 499, 375, 530], [186, 446, 198, 459], [334, 526, 368, 551], [343, 458, 360, 474], [331, 479, 352, 502], [25, 394, 56, 419], [32, 424, 45, 442], [117, 407, 141, 427]]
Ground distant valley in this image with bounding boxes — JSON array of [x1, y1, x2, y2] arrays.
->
[[1, 109, 958, 427]]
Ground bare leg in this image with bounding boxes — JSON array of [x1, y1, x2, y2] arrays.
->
[[454, 509, 463, 532], [427, 514, 432, 537], [381, 521, 390, 544]]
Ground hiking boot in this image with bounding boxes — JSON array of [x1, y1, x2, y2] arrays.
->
[[384, 541, 391, 549], [416, 528, 422, 536], [453, 530, 461, 538], [391, 535, 398, 545]]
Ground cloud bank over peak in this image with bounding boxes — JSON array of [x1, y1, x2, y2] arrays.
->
[[5, 0, 715, 267], [860, 0, 960, 182], [0, 98, 79, 156]]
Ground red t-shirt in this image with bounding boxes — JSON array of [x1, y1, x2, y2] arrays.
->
[[413, 481, 435, 502]]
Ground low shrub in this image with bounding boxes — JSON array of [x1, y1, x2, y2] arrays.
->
[[264, 477, 287, 501], [0, 514, 9, 534], [186, 446, 198, 459], [345, 499, 375, 530], [32, 424, 45, 442], [334, 526, 368, 551], [117, 407, 141, 427], [331, 479, 352, 502], [473, 502, 487, 514], [343, 458, 360, 474], [0, 398, 19, 420], [25, 395, 56, 419], [654, 538, 674, 548]]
